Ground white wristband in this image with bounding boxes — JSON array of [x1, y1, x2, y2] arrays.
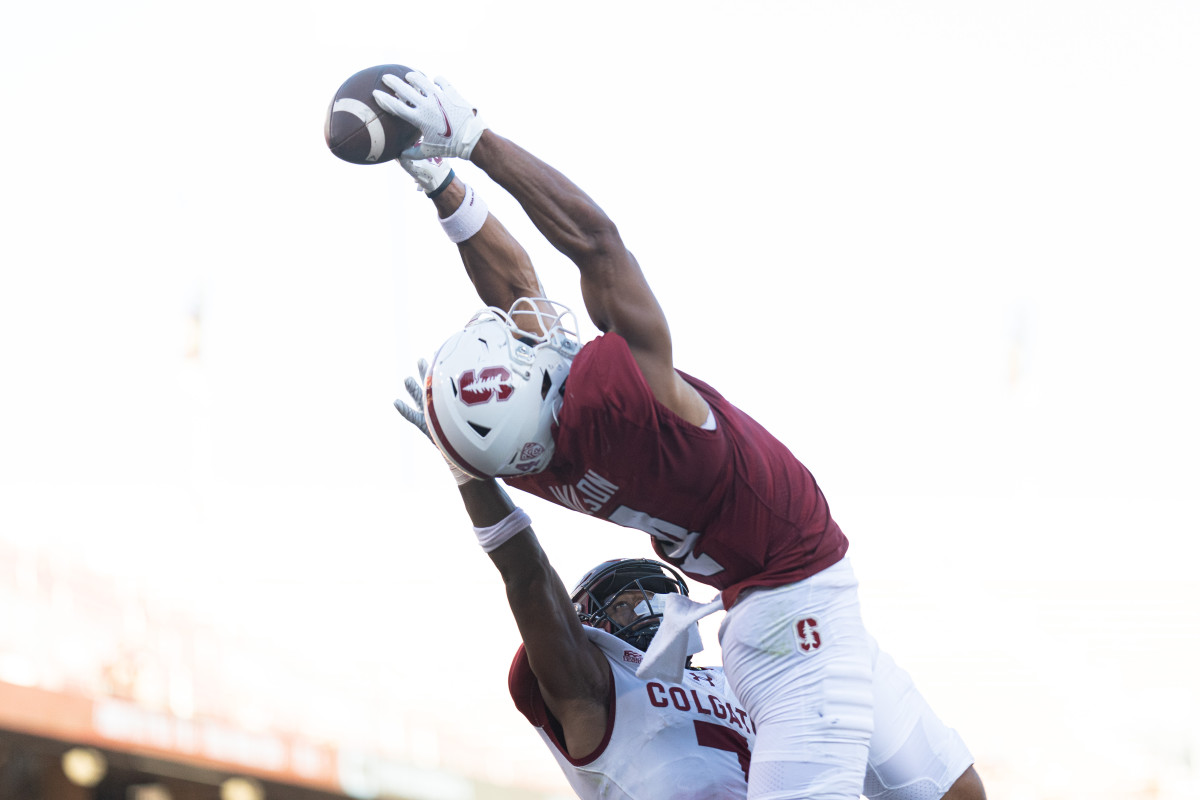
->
[[440, 184, 488, 243], [473, 507, 531, 552]]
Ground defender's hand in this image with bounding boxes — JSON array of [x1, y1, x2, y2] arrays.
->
[[393, 359, 431, 437], [374, 72, 487, 160], [394, 359, 477, 485]]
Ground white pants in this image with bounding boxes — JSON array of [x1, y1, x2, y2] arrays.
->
[[719, 558, 973, 800]]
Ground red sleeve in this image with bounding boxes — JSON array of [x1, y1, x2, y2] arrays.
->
[[508, 645, 551, 727], [507, 644, 617, 766]]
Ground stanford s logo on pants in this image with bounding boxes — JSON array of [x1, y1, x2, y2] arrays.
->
[[796, 618, 821, 652]]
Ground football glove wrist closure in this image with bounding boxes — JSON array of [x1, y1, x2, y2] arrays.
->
[[397, 153, 454, 195], [446, 456, 478, 486], [427, 168, 455, 198]]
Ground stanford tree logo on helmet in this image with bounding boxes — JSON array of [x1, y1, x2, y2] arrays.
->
[[458, 366, 515, 405]]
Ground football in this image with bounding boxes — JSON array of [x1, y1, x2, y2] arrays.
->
[[325, 64, 421, 165]]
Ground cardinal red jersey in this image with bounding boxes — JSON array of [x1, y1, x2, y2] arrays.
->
[[509, 627, 753, 799], [506, 333, 848, 608]]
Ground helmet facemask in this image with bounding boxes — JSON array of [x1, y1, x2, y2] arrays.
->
[[507, 297, 579, 353], [599, 591, 668, 653], [571, 559, 690, 653]]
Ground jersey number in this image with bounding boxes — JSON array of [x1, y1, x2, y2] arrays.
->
[[608, 506, 725, 576], [693, 720, 751, 782]]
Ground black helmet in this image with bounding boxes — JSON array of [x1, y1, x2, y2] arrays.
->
[[571, 558, 689, 652]]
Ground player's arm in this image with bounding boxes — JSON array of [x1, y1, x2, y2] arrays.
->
[[428, 176, 544, 313], [468, 131, 708, 425], [394, 154, 543, 313], [456, 479, 612, 759], [393, 371, 611, 757], [375, 73, 708, 424]]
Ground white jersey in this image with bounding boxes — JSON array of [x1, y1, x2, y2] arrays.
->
[[508, 627, 755, 800]]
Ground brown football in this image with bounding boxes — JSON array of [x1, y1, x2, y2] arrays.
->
[[325, 64, 421, 165]]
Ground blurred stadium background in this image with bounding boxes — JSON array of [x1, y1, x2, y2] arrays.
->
[[2, 1, 1198, 798]]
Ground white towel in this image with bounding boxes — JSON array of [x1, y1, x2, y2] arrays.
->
[[636, 592, 726, 682]]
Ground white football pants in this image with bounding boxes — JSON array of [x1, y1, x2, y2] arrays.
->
[[719, 558, 973, 800]]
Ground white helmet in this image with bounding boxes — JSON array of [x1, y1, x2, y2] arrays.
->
[[424, 298, 580, 478]]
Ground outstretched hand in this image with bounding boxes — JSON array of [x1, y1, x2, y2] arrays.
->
[[374, 72, 487, 161], [397, 151, 454, 196], [393, 358, 431, 437], [394, 359, 478, 485]]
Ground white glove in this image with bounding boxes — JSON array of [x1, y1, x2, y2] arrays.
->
[[397, 150, 454, 196], [373, 72, 487, 160], [394, 359, 478, 486]]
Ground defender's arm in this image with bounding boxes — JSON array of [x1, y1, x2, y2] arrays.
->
[[457, 479, 611, 759]]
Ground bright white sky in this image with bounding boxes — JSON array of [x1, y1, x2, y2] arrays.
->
[[2, 1, 1199, 797]]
